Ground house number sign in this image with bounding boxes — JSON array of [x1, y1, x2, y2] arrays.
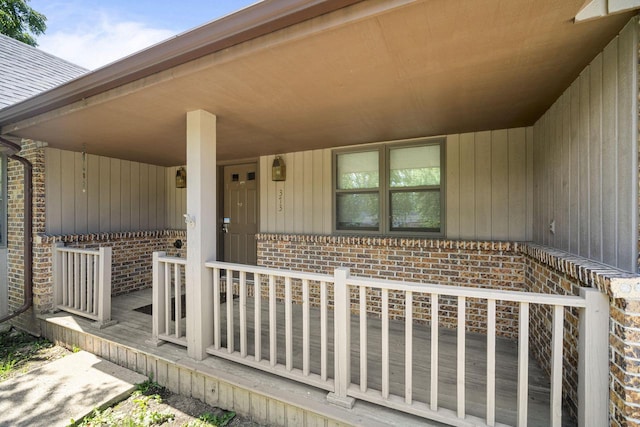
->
[[278, 188, 284, 213]]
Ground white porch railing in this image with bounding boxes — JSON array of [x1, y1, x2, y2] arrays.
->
[[52, 242, 115, 328], [150, 252, 187, 347], [151, 255, 608, 427]]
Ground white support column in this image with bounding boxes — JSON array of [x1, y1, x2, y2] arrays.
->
[[578, 287, 609, 426], [186, 110, 217, 360]]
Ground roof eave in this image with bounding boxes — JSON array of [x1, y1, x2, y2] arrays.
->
[[0, 0, 362, 129]]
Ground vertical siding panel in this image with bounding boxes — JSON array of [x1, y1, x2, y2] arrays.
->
[[110, 159, 121, 231], [589, 53, 604, 262], [99, 157, 111, 232], [553, 100, 563, 249], [459, 133, 476, 239], [130, 162, 140, 230], [74, 152, 88, 234], [45, 149, 62, 234], [322, 149, 332, 234], [602, 39, 618, 266], [579, 70, 591, 258], [532, 123, 541, 243], [165, 168, 174, 229], [284, 154, 295, 233], [508, 128, 526, 241], [139, 163, 149, 230], [475, 131, 492, 239], [616, 22, 638, 271], [569, 82, 581, 254], [266, 156, 277, 232], [120, 161, 131, 231], [60, 150, 76, 234], [148, 166, 157, 230], [525, 126, 534, 241], [490, 129, 509, 240], [87, 154, 100, 233], [258, 158, 269, 232], [560, 91, 571, 251], [445, 134, 460, 239], [541, 112, 549, 246], [156, 167, 166, 230], [179, 184, 186, 230], [312, 150, 324, 233], [293, 152, 304, 233], [303, 151, 314, 232]]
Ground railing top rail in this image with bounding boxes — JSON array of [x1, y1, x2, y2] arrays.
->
[[157, 255, 187, 265], [55, 246, 100, 255], [205, 260, 333, 283], [347, 276, 587, 308]]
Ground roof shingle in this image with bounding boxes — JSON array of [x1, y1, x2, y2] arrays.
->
[[0, 34, 87, 109]]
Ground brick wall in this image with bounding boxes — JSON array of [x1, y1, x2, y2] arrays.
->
[[257, 234, 527, 338], [36, 230, 186, 298]]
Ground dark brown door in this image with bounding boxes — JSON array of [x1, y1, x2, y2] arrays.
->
[[223, 163, 258, 265]]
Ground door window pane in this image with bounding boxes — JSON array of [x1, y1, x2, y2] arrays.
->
[[390, 190, 440, 231], [390, 145, 440, 187], [337, 151, 379, 190], [336, 193, 379, 230]]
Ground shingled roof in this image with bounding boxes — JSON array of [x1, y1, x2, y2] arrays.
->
[[0, 34, 87, 109]]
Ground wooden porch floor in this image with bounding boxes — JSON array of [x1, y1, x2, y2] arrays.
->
[[107, 288, 573, 427]]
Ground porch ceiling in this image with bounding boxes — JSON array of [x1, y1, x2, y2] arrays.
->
[[0, 0, 635, 166]]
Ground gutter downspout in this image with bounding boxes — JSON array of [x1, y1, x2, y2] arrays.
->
[[0, 137, 33, 323]]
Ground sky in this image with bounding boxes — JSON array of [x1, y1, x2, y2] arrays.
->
[[29, 0, 259, 70]]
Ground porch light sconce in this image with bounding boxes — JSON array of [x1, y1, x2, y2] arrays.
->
[[176, 167, 187, 188], [272, 156, 286, 181]]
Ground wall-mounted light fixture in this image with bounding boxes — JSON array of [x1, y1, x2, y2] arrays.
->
[[176, 167, 187, 188], [272, 156, 286, 181]]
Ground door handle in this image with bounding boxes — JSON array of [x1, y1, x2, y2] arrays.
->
[[221, 223, 229, 234]]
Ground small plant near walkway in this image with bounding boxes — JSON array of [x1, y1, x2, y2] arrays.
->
[[72, 377, 240, 427], [0, 326, 69, 381]]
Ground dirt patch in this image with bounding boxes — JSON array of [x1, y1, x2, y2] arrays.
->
[[0, 326, 71, 382]]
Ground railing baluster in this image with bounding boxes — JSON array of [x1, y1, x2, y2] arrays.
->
[[517, 302, 530, 427], [74, 253, 80, 309], [86, 254, 93, 314], [226, 269, 234, 353], [457, 295, 466, 419], [382, 288, 389, 400], [175, 263, 182, 338], [431, 293, 439, 411], [360, 285, 368, 392], [213, 268, 221, 349], [405, 290, 413, 404], [61, 251, 68, 307], [67, 252, 73, 307], [487, 298, 497, 426], [164, 262, 171, 335], [80, 253, 87, 312], [302, 279, 310, 376], [320, 281, 327, 381], [269, 274, 277, 366], [240, 271, 247, 358], [285, 276, 293, 371], [92, 254, 99, 315], [254, 273, 262, 362], [550, 305, 564, 427], [151, 252, 165, 343]]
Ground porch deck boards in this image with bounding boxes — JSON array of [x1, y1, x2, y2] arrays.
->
[[108, 288, 572, 427]]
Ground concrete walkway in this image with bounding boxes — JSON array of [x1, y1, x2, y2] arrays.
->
[[0, 350, 146, 427]]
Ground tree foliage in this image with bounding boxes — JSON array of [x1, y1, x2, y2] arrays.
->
[[0, 0, 46, 46]]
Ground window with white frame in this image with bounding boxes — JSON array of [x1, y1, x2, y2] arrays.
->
[[334, 139, 444, 235]]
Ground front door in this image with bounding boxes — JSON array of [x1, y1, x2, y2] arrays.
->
[[223, 163, 258, 265]]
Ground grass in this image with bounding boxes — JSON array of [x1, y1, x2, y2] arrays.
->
[[72, 377, 236, 427], [0, 327, 54, 381]]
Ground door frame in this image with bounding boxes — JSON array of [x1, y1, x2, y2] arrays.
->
[[217, 159, 260, 262]]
